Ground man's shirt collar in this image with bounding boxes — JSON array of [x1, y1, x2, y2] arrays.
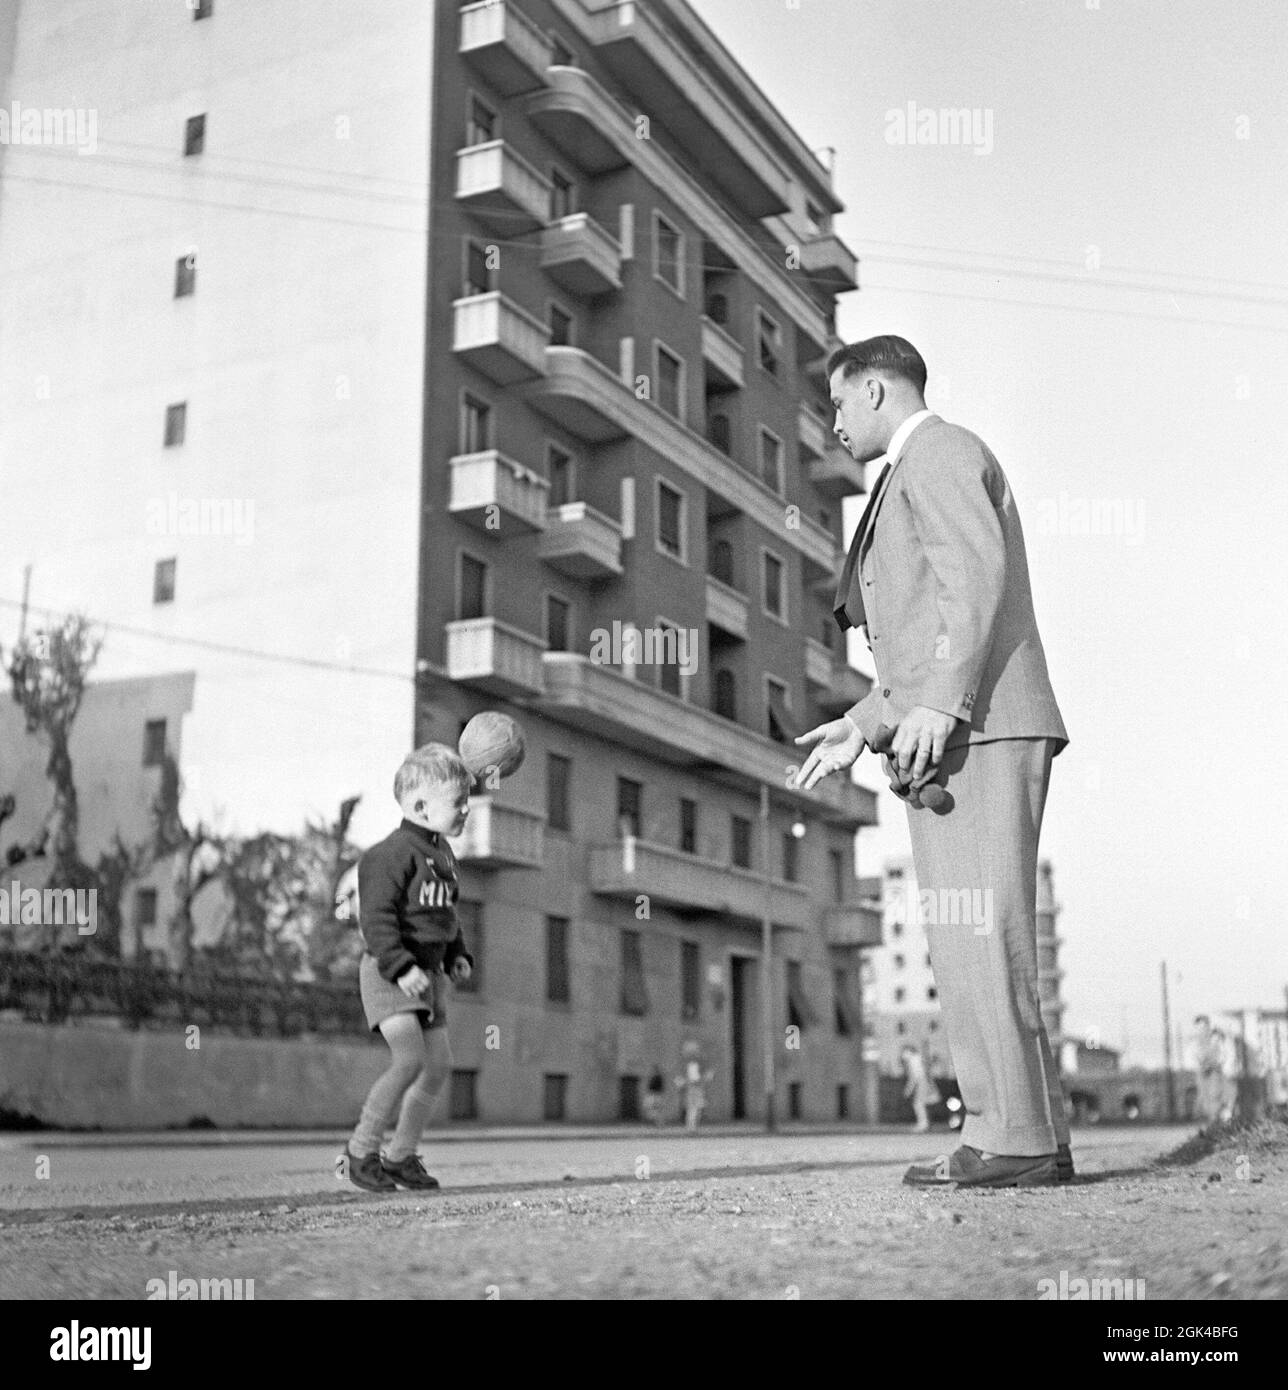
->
[[885, 409, 935, 465]]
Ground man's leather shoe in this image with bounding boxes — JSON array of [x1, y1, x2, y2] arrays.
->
[[903, 1144, 1065, 1188]]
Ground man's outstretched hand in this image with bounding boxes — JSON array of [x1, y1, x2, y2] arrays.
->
[[792, 716, 865, 791]]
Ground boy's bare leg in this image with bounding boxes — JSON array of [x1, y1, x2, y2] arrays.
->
[[349, 1012, 429, 1158], [386, 1026, 453, 1162]]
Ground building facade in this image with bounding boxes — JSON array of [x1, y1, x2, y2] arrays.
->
[[0, 0, 880, 1122]]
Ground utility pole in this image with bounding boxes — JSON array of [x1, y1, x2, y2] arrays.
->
[[759, 781, 775, 1133], [18, 563, 32, 641], [1160, 960, 1176, 1122]]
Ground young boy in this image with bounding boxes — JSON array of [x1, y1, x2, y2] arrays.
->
[[343, 743, 474, 1193]]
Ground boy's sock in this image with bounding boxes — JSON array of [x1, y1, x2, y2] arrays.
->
[[385, 1073, 444, 1163]]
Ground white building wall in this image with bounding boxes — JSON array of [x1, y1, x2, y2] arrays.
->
[[0, 0, 435, 846]]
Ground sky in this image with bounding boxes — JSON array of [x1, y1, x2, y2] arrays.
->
[[692, 0, 1288, 1065]]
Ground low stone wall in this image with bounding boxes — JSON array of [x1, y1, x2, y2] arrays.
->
[[0, 1018, 386, 1130]]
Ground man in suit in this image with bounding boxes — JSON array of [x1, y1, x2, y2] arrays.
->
[[794, 335, 1072, 1187]]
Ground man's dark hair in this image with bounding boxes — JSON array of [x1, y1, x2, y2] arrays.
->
[[826, 335, 927, 394]]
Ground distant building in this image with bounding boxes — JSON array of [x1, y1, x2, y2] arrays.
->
[[1060, 1037, 1121, 1075], [1036, 860, 1066, 1059]]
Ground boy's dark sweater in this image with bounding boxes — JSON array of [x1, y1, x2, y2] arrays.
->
[[358, 818, 474, 983]]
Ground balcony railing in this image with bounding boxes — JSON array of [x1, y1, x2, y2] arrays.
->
[[536, 653, 877, 828], [521, 347, 837, 574], [455, 140, 552, 232], [452, 292, 550, 384], [823, 904, 884, 950], [444, 617, 546, 697], [537, 501, 624, 578], [589, 838, 813, 929], [816, 662, 872, 717], [701, 315, 744, 389], [448, 796, 545, 870], [798, 233, 859, 293], [810, 443, 867, 499], [540, 212, 623, 296], [459, 0, 553, 96], [448, 450, 548, 536], [797, 404, 829, 460], [705, 573, 748, 640]]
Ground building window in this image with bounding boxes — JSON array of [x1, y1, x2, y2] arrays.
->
[[656, 479, 684, 561], [449, 1070, 478, 1121], [620, 929, 648, 1016], [894, 986, 906, 1004], [756, 308, 781, 376], [829, 849, 845, 903], [143, 719, 168, 767], [616, 777, 641, 839], [466, 93, 496, 147], [896, 1020, 906, 1036], [174, 255, 195, 298], [543, 1073, 568, 1121], [153, 559, 176, 604], [681, 940, 700, 1022], [549, 303, 573, 347], [781, 830, 799, 883], [763, 551, 785, 621], [786, 1081, 802, 1120], [619, 1075, 641, 1120], [836, 1084, 849, 1120], [655, 344, 683, 421], [184, 114, 205, 157], [731, 813, 752, 869], [546, 753, 571, 832], [766, 675, 793, 745], [705, 290, 729, 325], [892, 922, 904, 938], [192, 0, 213, 18], [707, 411, 731, 455], [713, 669, 737, 722], [460, 394, 491, 453], [547, 445, 573, 506], [834, 969, 852, 1036], [464, 240, 494, 298], [454, 900, 482, 993], [928, 986, 938, 1001], [545, 594, 571, 652], [653, 211, 683, 296], [550, 168, 575, 221], [457, 553, 487, 620], [133, 887, 158, 930], [786, 960, 817, 1030], [759, 427, 783, 495], [546, 916, 570, 1004], [709, 538, 734, 586], [679, 798, 696, 854], [163, 402, 187, 447], [656, 620, 682, 697]]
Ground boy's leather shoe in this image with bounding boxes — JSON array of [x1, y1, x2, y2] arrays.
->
[[345, 1150, 397, 1193], [381, 1154, 441, 1190], [903, 1144, 1063, 1188]]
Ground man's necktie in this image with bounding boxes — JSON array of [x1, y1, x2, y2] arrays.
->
[[832, 460, 891, 632]]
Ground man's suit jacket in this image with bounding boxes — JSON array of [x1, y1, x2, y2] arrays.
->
[[834, 415, 1068, 752]]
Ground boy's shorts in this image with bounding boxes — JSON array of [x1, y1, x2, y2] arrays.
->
[[359, 952, 448, 1033]]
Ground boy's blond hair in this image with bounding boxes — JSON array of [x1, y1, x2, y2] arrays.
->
[[393, 742, 473, 804]]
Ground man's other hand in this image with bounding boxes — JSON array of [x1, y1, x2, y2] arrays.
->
[[792, 717, 865, 791], [892, 706, 959, 782]]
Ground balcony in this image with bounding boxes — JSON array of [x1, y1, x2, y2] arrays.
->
[[455, 140, 552, 233], [804, 637, 833, 689], [521, 348, 838, 574], [527, 64, 632, 174], [810, 443, 867, 499], [452, 293, 549, 385], [448, 450, 548, 536], [458, 1, 553, 97], [577, 2, 791, 218], [701, 315, 744, 390], [589, 839, 813, 930], [444, 617, 545, 698], [536, 653, 878, 828], [449, 796, 545, 870], [537, 501, 624, 579], [823, 903, 884, 950], [797, 404, 829, 461], [705, 573, 748, 640], [540, 212, 622, 296], [798, 233, 859, 293], [816, 662, 872, 717]]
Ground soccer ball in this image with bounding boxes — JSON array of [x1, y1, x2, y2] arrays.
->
[[458, 710, 525, 783]]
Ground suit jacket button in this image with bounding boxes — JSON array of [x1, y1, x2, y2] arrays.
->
[[882, 688, 891, 697]]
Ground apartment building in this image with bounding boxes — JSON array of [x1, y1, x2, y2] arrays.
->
[[0, 0, 879, 1121]]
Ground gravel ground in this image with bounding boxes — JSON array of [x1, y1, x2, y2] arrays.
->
[[1, 1120, 1284, 1299]]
